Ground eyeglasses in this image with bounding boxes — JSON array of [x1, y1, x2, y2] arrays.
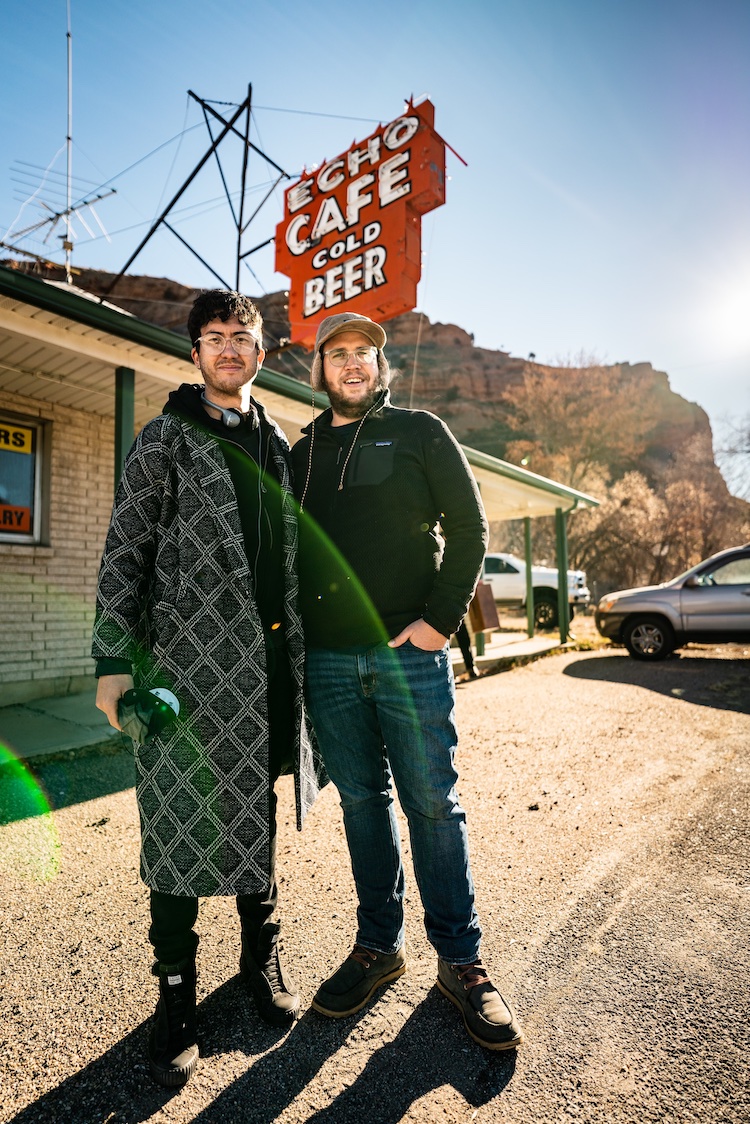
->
[[195, 333, 258, 355], [323, 345, 378, 367]]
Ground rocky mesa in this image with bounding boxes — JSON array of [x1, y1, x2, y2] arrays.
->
[[4, 261, 719, 493]]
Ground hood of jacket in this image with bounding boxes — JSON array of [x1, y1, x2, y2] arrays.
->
[[163, 381, 277, 436]]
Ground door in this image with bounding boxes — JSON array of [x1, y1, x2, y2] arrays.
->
[[680, 553, 750, 634], [483, 556, 525, 603]]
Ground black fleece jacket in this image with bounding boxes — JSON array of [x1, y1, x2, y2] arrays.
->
[[291, 390, 488, 648]]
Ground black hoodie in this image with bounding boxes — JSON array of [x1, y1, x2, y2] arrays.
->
[[291, 390, 488, 648], [163, 383, 285, 635]]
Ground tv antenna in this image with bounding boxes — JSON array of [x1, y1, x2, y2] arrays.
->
[[2, 1, 115, 280], [103, 86, 291, 297]]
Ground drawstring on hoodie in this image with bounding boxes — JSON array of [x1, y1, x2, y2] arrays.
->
[[335, 400, 379, 490], [299, 390, 383, 510], [299, 383, 317, 512]]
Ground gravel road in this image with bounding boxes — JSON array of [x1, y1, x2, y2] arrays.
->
[[2, 645, 749, 1123]]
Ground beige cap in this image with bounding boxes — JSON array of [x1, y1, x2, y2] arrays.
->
[[314, 311, 387, 352], [310, 312, 387, 389]]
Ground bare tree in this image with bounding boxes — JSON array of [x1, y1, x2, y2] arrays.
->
[[567, 451, 750, 595], [715, 413, 750, 501], [499, 354, 657, 491]]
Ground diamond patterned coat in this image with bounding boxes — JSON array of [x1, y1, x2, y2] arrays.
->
[[92, 406, 327, 896]]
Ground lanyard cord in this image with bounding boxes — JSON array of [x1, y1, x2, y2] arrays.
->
[[336, 400, 378, 491], [299, 394, 380, 508]]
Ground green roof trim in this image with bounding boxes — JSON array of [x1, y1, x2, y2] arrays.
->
[[463, 443, 600, 509], [0, 265, 329, 407], [0, 266, 598, 507], [256, 364, 329, 409], [0, 265, 192, 359]]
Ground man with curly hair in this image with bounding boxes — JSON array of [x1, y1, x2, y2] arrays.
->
[[93, 290, 326, 1087]]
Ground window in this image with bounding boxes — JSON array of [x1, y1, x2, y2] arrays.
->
[[484, 556, 520, 575], [0, 413, 46, 545], [700, 555, 750, 586]]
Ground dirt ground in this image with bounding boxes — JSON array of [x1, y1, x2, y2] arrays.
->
[[2, 642, 749, 1123]]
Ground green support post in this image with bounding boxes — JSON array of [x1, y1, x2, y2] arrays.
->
[[475, 475, 485, 655], [524, 516, 534, 638], [114, 367, 135, 489], [555, 507, 571, 642]]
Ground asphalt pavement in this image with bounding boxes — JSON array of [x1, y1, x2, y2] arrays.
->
[[0, 628, 560, 766], [1, 639, 748, 1123]]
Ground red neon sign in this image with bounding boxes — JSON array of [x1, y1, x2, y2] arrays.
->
[[274, 99, 446, 348]]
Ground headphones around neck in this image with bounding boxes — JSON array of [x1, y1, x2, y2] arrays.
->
[[201, 392, 258, 430]]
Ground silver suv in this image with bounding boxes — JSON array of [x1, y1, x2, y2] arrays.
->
[[595, 544, 750, 660]]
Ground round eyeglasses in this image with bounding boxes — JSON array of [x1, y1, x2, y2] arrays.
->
[[195, 333, 258, 355], [323, 345, 378, 367]]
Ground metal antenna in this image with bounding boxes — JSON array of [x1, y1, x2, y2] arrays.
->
[[236, 83, 252, 290], [64, 0, 73, 283], [103, 88, 291, 297], [3, 188, 116, 253], [2, 2, 117, 275]]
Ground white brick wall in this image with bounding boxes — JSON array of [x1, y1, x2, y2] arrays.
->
[[0, 389, 115, 705]]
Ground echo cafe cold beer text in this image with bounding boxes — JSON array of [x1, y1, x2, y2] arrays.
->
[[274, 99, 448, 348]]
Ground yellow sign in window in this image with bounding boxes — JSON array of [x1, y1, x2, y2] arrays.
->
[[0, 417, 38, 539], [0, 424, 33, 455]]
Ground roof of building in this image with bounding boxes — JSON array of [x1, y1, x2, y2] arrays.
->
[[0, 266, 598, 519]]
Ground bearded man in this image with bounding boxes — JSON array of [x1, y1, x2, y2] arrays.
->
[[292, 312, 523, 1051]]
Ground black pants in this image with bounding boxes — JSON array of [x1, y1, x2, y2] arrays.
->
[[455, 620, 476, 675], [148, 640, 293, 966]]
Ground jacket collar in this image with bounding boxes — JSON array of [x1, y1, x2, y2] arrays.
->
[[302, 387, 391, 436]]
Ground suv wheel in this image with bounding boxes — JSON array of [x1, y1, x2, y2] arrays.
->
[[533, 593, 558, 631], [622, 616, 675, 661]]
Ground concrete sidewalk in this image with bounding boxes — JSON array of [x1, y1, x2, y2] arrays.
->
[[451, 627, 562, 677], [0, 687, 119, 764], [0, 630, 562, 765]]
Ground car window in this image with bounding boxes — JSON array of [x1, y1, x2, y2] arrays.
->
[[500, 560, 519, 574], [484, 558, 501, 574], [698, 557, 750, 586]]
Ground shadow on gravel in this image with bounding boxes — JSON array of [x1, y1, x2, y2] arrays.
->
[[8, 981, 516, 1123], [8, 1019, 165, 1124], [0, 745, 136, 825], [191, 989, 515, 1123], [8, 978, 295, 1124], [563, 654, 750, 713]]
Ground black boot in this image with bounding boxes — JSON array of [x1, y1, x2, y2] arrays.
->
[[147, 958, 199, 1087], [240, 921, 300, 1027]]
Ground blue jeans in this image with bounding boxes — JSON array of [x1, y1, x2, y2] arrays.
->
[[306, 641, 481, 963]]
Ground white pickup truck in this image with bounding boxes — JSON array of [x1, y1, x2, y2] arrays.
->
[[481, 552, 591, 629]]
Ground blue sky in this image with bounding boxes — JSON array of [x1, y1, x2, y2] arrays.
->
[[2, 0, 748, 456]]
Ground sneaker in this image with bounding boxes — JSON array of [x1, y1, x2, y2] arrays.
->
[[312, 944, 406, 1018], [147, 959, 199, 1087], [437, 958, 523, 1051], [240, 922, 300, 1027]]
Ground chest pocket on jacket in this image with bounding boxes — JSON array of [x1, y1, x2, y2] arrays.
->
[[350, 439, 397, 487]]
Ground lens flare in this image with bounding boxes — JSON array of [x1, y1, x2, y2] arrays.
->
[[296, 504, 422, 734], [0, 744, 61, 882]]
